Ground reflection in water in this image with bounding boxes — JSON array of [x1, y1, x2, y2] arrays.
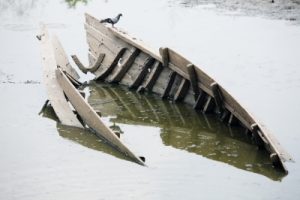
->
[[88, 82, 285, 181], [40, 104, 132, 163]]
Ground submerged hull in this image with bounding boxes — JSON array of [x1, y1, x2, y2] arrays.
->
[[70, 13, 292, 172]]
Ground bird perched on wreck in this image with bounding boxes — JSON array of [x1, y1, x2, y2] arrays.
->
[[100, 13, 123, 27]]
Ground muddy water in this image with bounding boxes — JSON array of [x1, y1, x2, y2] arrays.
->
[[1, 0, 300, 199]]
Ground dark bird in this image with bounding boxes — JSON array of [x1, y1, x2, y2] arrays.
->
[[100, 13, 123, 27]]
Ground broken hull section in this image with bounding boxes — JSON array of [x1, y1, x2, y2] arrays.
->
[[39, 25, 145, 166]]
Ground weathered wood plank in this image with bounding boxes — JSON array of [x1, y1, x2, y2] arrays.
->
[[174, 78, 190, 102], [161, 71, 177, 99], [51, 34, 80, 80], [55, 68, 145, 165], [202, 96, 215, 114], [95, 48, 127, 80], [39, 25, 82, 128], [159, 47, 169, 67], [187, 64, 200, 100], [228, 113, 239, 126], [109, 48, 140, 83], [138, 61, 163, 92], [210, 82, 223, 115], [129, 57, 155, 89], [193, 90, 207, 110]]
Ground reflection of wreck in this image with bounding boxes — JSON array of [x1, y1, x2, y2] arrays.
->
[[88, 83, 285, 180], [40, 104, 132, 163], [38, 13, 292, 173]]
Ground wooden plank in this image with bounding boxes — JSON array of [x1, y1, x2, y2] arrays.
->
[[251, 123, 265, 148], [202, 96, 215, 114], [85, 23, 126, 54], [138, 61, 163, 92], [174, 78, 190, 102], [71, 53, 105, 74], [166, 50, 214, 96], [193, 90, 207, 110], [187, 64, 200, 100], [220, 109, 230, 122], [129, 57, 155, 89], [55, 68, 145, 165], [210, 82, 223, 115], [39, 25, 82, 128], [109, 48, 140, 83], [51, 34, 80, 80], [159, 47, 169, 67], [161, 71, 177, 99], [95, 48, 127, 80], [228, 113, 239, 126]]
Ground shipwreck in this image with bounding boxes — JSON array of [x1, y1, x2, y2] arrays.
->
[[38, 13, 293, 173]]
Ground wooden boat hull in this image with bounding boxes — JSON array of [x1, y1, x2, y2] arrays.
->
[[72, 13, 293, 172]]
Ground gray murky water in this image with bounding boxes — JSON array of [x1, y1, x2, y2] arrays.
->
[[1, 0, 300, 199]]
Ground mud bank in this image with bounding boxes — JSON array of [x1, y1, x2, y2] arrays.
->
[[177, 0, 300, 22]]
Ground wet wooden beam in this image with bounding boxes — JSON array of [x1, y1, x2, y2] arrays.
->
[[96, 48, 127, 80], [71, 53, 105, 74], [202, 96, 215, 114], [159, 47, 169, 67], [109, 48, 140, 83], [210, 82, 223, 115], [187, 64, 200, 100], [193, 91, 207, 110], [161, 71, 177, 99], [220, 109, 230, 122], [228, 113, 239, 126], [137, 61, 163, 92], [251, 123, 264, 148], [174, 78, 190, 102], [129, 57, 155, 89]]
